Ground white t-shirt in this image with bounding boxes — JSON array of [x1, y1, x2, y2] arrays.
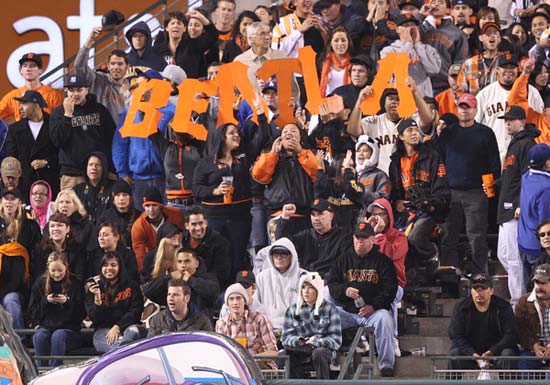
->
[[475, 81, 544, 163], [326, 67, 345, 96], [28, 120, 43, 140], [360, 114, 404, 174]]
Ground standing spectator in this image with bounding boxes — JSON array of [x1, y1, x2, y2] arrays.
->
[[0, 53, 63, 122], [435, 93, 501, 274], [85, 252, 143, 353], [435, 64, 461, 116], [316, 0, 369, 48], [360, 0, 399, 55], [318, 26, 353, 98], [6, 91, 59, 199], [495, 106, 538, 306], [419, 0, 470, 95], [538, 221, 550, 264], [327, 222, 397, 377], [0, 157, 22, 194], [147, 279, 213, 337], [27, 180, 55, 234], [213, 0, 237, 60], [75, 28, 130, 124], [332, 56, 371, 110], [74, 152, 114, 224], [221, 11, 260, 63], [131, 186, 185, 272], [125, 21, 166, 71], [518, 144, 550, 283], [354, 135, 391, 208], [381, 13, 442, 97], [27, 252, 85, 367], [281, 272, 342, 379], [49, 75, 116, 190], [529, 13, 550, 64], [448, 274, 517, 372], [153, 12, 187, 66], [475, 54, 544, 161]]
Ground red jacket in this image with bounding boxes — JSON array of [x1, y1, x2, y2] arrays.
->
[[371, 198, 408, 287]]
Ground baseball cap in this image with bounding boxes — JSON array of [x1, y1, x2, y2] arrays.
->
[[161, 65, 187, 85], [367, 201, 386, 214], [398, 0, 423, 9], [102, 9, 125, 31], [498, 105, 526, 120], [14, 90, 47, 108], [396, 13, 419, 26], [471, 273, 493, 288], [481, 21, 500, 35], [0, 188, 21, 200], [136, 68, 164, 81], [528, 143, 550, 168], [454, 0, 475, 9], [1, 157, 22, 178], [396, 118, 419, 135], [142, 186, 163, 206], [311, 198, 333, 213], [317, 0, 339, 8], [270, 245, 292, 255], [354, 222, 375, 238], [64, 74, 90, 88], [457, 93, 477, 108], [498, 52, 519, 67], [235, 270, 256, 288], [262, 80, 277, 93], [533, 264, 550, 283], [19, 53, 43, 69], [449, 63, 462, 76]]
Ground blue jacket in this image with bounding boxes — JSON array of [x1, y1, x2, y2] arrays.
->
[[125, 21, 166, 72], [518, 169, 550, 259], [112, 102, 175, 180]]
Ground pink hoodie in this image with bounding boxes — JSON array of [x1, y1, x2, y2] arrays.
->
[[370, 198, 408, 287]]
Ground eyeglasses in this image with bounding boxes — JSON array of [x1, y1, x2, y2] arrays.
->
[[32, 192, 48, 197], [272, 253, 290, 259], [539, 231, 550, 238]]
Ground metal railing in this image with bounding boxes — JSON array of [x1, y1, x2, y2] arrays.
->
[[40, 0, 202, 88]]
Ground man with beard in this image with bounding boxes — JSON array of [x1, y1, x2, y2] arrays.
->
[[475, 54, 544, 162]]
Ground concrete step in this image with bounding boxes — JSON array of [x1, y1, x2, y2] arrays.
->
[[367, 356, 442, 378], [435, 298, 461, 317], [410, 316, 450, 337], [398, 336, 452, 355]]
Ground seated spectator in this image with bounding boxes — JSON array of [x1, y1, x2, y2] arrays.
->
[[219, 271, 266, 318], [74, 152, 113, 224], [1, 157, 23, 195], [515, 264, 550, 372], [216, 283, 278, 362], [33, 213, 84, 281], [327, 222, 397, 377], [147, 279, 213, 337], [365, 199, 408, 356], [538, 221, 550, 265], [125, 21, 166, 71], [252, 220, 279, 276], [276, 199, 351, 278], [181, 206, 231, 289], [85, 252, 143, 353], [254, 238, 305, 330], [144, 247, 219, 316], [448, 274, 517, 373], [27, 180, 55, 233], [53, 188, 96, 252], [97, 179, 137, 247], [131, 186, 185, 272], [141, 222, 182, 284], [332, 56, 371, 111], [87, 222, 138, 282], [27, 252, 85, 367], [281, 272, 342, 379]]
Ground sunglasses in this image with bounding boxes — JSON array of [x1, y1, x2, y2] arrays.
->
[[539, 231, 550, 238]]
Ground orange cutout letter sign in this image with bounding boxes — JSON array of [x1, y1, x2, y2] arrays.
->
[[298, 46, 323, 115], [360, 52, 415, 117], [119, 79, 172, 138]]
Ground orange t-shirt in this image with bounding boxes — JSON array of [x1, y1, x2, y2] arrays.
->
[[0, 84, 63, 121], [400, 152, 419, 191]]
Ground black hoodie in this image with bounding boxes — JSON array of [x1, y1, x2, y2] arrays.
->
[[74, 151, 114, 224], [85, 254, 143, 331], [126, 21, 166, 72], [50, 94, 116, 177]]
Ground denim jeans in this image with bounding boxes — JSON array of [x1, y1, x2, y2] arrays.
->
[[33, 328, 83, 367], [93, 325, 141, 353], [1, 292, 24, 330]]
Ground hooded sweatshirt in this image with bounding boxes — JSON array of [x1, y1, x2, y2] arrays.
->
[[125, 21, 166, 72], [254, 237, 306, 329], [27, 180, 54, 232], [369, 198, 408, 287], [355, 135, 391, 207]]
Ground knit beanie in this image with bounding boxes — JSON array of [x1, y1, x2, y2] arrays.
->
[[224, 283, 251, 306]]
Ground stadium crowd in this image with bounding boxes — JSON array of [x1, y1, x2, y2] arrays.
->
[[3, 0, 550, 378]]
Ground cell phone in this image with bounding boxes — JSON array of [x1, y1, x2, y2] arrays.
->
[[84, 277, 97, 286]]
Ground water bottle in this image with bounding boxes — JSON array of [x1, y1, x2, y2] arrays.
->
[[354, 296, 365, 308]]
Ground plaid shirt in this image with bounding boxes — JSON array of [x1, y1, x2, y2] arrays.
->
[[281, 300, 342, 351], [215, 310, 277, 355], [457, 53, 503, 96]]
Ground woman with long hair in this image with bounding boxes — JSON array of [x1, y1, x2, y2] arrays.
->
[[85, 252, 143, 353], [28, 252, 85, 367], [318, 26, 353, 97], [34, 213, 84, 281], [140, 222, 182, 284], [53, 189, 96, 252], [27, 180, 55, 233], [221, 10, 260, 63], [254, 5, 275, 28], [529, 62, 550, 107]]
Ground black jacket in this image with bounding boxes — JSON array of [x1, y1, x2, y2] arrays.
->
[[496, 125, 539, 224], [86, 242, 138, 283], [389, 142, 450, 222], [126, 21, 166, 72], [67, 212, 97, 252], [327, 244, 397, 313], [49, 94, 116, 177], [147, 304, 213, 337], [32, 243, 85, 282], [277, 220, 352, 278], [27, 275, 85, 331], [6, 113, 59, 197], [74, 151, 114, 224], [182, 227, 231, 289], [448, 294, 517, 355], [97, 206, 138, 247]]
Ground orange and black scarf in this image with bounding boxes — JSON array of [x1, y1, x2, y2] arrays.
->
[[319, 52, 351, 97]]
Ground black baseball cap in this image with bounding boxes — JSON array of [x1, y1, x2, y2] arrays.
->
[[64, 74, 90, 88], [498, 105, 526, 120], [396, 13, 420, 26], [311, 198, 333, 213], [0, 188, 21, 200], [14, 90, 47, 108], [399, 0, 423, 9], [471, 273, 493, 288], [396, 118, 419, 134], [354, 222, 375, 238], [102, 10, 125, 31], [235, 270, 256, 288], [19, 53, 42, 68], [498, 53, 518, 67]]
